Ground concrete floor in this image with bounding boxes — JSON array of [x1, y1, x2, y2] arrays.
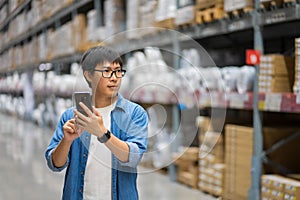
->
[[0, 113, 217, 200]]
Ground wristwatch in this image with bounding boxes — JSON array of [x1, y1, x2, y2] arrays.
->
[[97, 130, 111, 143]]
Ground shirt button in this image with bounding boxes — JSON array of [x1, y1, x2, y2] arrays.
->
[[83, 154, 87, 158], [85, 136, 89, 140], [79, 189, 83, 193], [80, 171, 84, 175]]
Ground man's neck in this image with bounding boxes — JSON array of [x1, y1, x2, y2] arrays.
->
[[94, 96, 117, 108]]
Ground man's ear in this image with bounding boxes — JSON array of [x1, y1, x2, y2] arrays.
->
[[84, 71, 92, 82]]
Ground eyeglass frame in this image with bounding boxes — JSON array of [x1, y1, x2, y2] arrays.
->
[[93, 68, 126, 78]]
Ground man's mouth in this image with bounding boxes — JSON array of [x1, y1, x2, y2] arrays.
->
[[108, 85, 117, 89]]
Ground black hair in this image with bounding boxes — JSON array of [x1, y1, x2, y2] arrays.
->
[[80, 46, 123, 72]]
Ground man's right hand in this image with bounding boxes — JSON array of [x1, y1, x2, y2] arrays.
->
[[63, 119, 82, 142]]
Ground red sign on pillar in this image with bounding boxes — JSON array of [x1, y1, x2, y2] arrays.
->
[[246, 49, 261, 65]]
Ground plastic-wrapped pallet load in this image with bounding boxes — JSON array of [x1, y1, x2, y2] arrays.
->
[[139, 1, 158, 37], [124, 47, 176, 103], [173, 147, 199, 189], [38, 33, 48, 62], [14, 45, 23, 68], [224, 0, 253, 12], [104, 0, 126, 42], [126, 0, 140, 39], [175, 0, 195, 26], [236, 66, 255, 94], [155, 0, 177, 29], [0, 4, 7, 24], [86, 10, 106, 43]]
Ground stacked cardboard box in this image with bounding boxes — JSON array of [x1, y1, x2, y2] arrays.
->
[[174, 147, 199, 189], [223, 124, 300, 199], [293, 38, 300, 94], [261, 175, 300, 199], [223, 124, 253, 200], [197, 116, 225, 197], [259, 54, 294, 93]]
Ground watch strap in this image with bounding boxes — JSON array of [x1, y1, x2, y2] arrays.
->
[[97, 130, 111, 143]]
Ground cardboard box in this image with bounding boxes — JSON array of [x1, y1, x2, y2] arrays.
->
[[260, 54, 294, 76], [196, 0, 223, 10]]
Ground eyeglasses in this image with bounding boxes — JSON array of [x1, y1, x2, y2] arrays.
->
[[93, 69, 126, 78]]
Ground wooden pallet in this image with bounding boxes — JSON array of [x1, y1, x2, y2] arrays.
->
[[260, 0, 284, 9], [284, 0, 297, 3], [196, 7, 225, 24], [225, 6, 253, 18], [199, 188, 222, 198], [196, 0, 224, 10], [154, 18, 175, 30]]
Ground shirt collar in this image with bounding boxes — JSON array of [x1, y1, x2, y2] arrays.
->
[[114, 93, 127, 113]]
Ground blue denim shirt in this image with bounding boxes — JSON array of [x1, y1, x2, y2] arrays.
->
[[45, 94, 148, 200]]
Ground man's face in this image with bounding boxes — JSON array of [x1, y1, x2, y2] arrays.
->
[[90, 62, 123, 99]]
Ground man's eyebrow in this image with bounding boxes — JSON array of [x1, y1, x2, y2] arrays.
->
[[100, 66, 121, 70]]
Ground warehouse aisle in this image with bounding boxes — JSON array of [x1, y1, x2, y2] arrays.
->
[[0, 113, 216, 200]]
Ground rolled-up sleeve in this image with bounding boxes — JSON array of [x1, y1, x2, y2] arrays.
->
[[118, 106, 148, 168], [45, 109, 72, 172]]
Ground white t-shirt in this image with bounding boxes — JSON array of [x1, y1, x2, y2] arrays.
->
[[83, 102, 116, 200]]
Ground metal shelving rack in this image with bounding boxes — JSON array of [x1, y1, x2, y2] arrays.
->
[[249, 0, 264, 199], [1, 1, 300, 199]]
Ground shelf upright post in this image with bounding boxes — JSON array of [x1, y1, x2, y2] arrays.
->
[[94, 0, 102, 27], [248, 0, 264, 199], [23, 69, 34, 120], [169, 31, 181, 182]]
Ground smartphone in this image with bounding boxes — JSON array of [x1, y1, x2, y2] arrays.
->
[[73, 92, 93, 116]]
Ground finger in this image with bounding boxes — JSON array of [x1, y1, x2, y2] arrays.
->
[[69, 122, 76, 130], [79, 102, 93, 117], [69, 118, 76, 125], [64, 125, 75, 133], [75, 117, 87, 127], [74, 109, 89, 122], [93, 106, 101, 116]]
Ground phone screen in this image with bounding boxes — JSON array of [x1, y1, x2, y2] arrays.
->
[[73, 92, 93, 116]]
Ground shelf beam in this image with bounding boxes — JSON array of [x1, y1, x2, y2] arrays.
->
[[0, 0, 7, 9], [0, 0, 93, 55], [0, 0, 31, 31]]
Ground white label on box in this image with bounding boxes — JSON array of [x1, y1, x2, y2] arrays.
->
[[229, 93, 249, 109], [296, 94, 300, 104], [265, 93, 282, 111]]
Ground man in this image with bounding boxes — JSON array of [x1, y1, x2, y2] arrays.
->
[[45, 46, 148, 200]]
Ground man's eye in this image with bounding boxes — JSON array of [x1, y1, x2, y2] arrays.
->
[[104, 70, 110, 73], [116, 70, 122, 72]]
